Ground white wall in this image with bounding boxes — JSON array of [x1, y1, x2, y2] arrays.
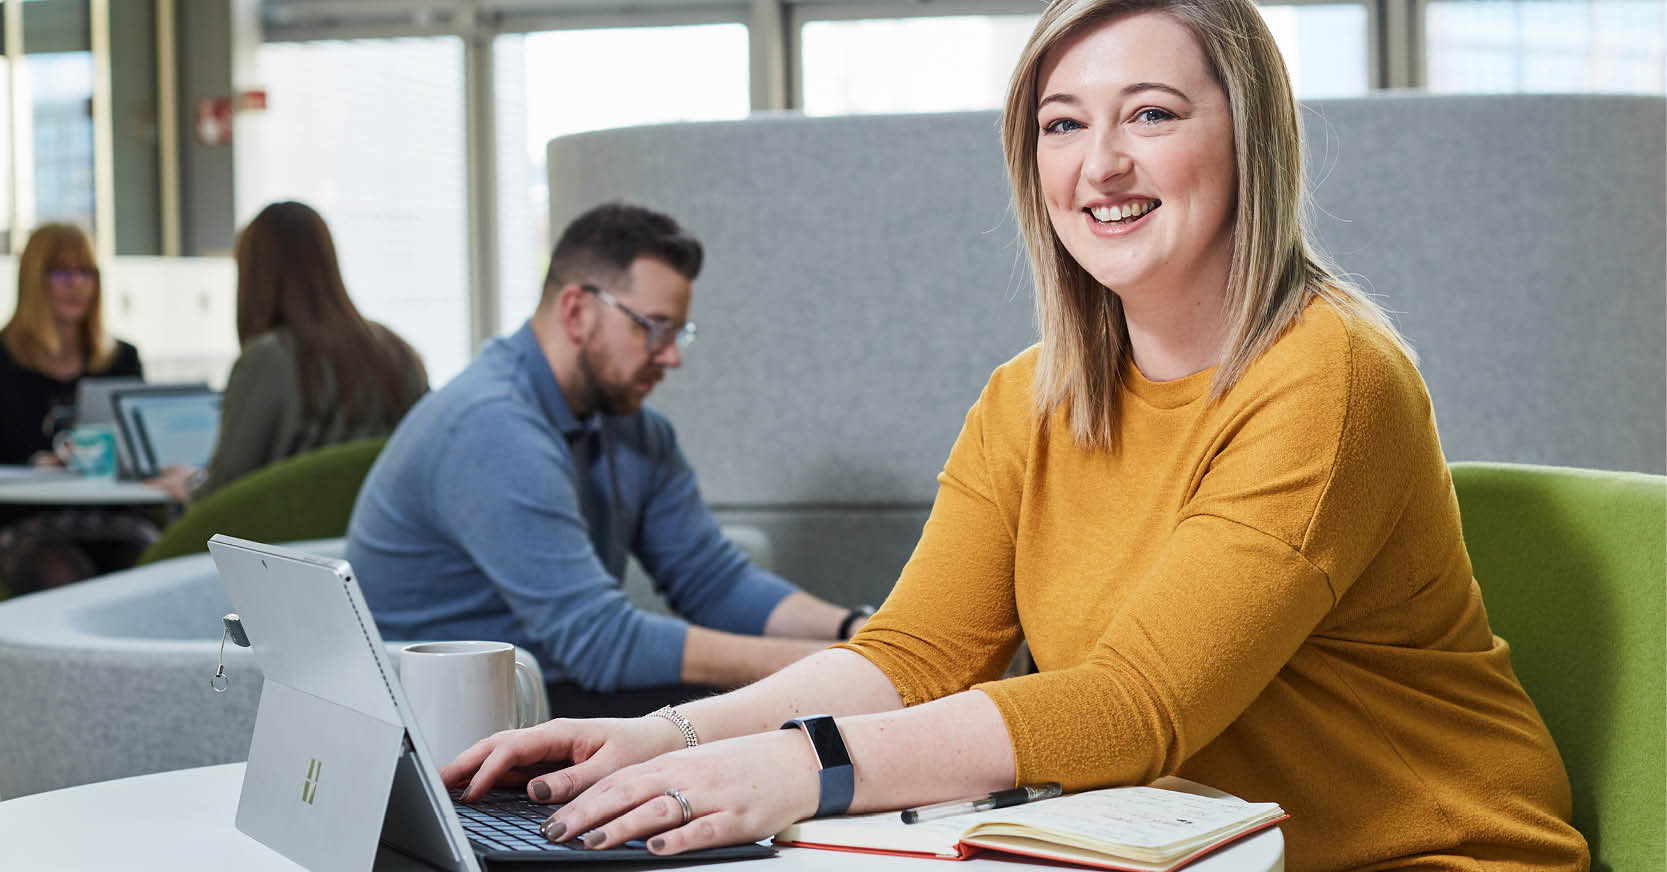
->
[[0, 256, 239, 389]]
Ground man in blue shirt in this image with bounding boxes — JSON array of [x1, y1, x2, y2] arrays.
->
[[347, 203, 864, 717]]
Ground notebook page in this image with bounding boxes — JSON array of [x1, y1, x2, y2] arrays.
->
[[966, 787, 1282, 852]]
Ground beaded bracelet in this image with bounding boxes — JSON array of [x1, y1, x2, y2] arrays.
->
[[649, 705, 700, 748]]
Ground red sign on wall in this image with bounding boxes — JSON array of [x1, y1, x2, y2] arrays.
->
[[194, 97, 233, 146]]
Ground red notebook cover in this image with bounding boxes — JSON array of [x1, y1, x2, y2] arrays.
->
[[774, 813, 1288, 872]]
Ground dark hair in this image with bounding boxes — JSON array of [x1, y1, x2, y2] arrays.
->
[[235, 201, 425, 420], [541, 202, 703, 304]]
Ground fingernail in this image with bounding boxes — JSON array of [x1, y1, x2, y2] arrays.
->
[[582, 830, 605, 849], [542, 818, 566, 841], [531, 782, 551, 802], [648, 837, 665, 852]]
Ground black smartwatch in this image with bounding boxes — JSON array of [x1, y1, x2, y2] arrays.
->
[[780, 714, 854, 817], [837, 605, 875, 640]]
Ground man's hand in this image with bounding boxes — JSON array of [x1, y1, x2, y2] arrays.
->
[[442, 715, 689, 804]]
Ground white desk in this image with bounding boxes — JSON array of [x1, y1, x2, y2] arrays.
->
[[0, 466, 172, 505], [0, 764, 1284, 871]]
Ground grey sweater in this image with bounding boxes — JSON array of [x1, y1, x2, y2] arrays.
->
[[193, 327, 427, 500]]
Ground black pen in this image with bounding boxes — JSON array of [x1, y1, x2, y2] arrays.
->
[[900, 782, 1063, 824]]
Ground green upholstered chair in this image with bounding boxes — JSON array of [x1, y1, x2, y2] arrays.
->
[[138, 437, 387, 565], [1451, 462, 1666, 872]]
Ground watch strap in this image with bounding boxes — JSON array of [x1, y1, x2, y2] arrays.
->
[[837, 605, 875, 640], [780, 715, 854, 817]]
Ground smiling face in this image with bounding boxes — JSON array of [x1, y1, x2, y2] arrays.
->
[[1034, 11, 1237, 308], [575, 256, 692, 416]]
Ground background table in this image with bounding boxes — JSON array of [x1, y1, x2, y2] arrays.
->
[[0, 466, 173, 506], [0, 763, 1284, 871]]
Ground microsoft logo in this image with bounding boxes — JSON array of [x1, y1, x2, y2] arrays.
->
[[301, 758, 322, 805]]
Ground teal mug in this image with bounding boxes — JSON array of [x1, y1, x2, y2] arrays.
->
[[52, 425, 118, 480]]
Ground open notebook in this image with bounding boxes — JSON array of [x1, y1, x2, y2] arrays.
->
[[775, 777, 1286, 872]]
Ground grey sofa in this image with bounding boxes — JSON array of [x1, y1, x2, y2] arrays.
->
[[0, 528, 771, 800], [547, 94, 1666, 608], [0, 541, 339, 800]]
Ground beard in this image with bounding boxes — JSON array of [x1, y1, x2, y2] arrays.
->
[[576, 343, 659, 416]]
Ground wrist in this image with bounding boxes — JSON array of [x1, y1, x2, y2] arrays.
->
[[781, 714, 855, 817], [771, 728, 826, 822], [645, 705, 699, 753], [837, 605, 875, 640]]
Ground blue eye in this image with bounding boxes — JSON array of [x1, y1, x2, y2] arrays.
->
[[1041, 118, 1084, 134], [1133, 107, 1176, 125]]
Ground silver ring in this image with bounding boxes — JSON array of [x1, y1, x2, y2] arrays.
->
[[664, 787, 693, 825]]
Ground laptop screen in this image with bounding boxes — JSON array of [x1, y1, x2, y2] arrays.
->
[[113, 388, 220, 477]]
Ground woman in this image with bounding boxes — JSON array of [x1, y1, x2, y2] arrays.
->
[[0, 223, 142, 464], [440, 1, 1589, 868], [151, 201, 427, 502], [0, 224, 151, 592]]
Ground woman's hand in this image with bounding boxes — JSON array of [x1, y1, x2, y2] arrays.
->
[[542, 729, 819, 855], [146, 464, 198, 501], [440, 716, 688, 803]]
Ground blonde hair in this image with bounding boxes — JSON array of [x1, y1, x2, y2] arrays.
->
[[2, 223, 117, 373], [1002, 0, 1411, 449]]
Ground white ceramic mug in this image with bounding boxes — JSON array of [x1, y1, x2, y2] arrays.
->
[[398, 641, 547, 765]]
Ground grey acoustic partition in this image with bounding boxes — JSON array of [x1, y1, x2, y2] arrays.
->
[[545, 95, 1665, 604]]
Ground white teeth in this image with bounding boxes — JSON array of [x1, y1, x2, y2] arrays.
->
[[1089, 200, 1157, 223]]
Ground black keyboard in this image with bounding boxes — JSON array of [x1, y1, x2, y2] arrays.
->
[[449, 788, 650, 855], [448, 788, 775, 865]]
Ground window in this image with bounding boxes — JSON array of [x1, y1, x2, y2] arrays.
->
[[25, 0, 91, 234], [799, 15, 1039, 116], [1258, 4, 1371, 98], [1427, 0, 1666, 93], [493, 24, 750, 333], [798, 6, 1369, 115], [236, 37, 472, 384]]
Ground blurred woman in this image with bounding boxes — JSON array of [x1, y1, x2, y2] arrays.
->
[[438, 0, 1588, 869], [0, 224, 152, 592], [150, 201, 427, 501], [0, 223, 141, 464]]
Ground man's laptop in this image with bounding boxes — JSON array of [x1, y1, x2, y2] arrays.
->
[[206, 535, 774, 871], [110, 385, 220, 478]]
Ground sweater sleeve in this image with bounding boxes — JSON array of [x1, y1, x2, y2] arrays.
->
[[976, 518, 1334, 790], [195, 337, 297, 498], [974, 324, 1431, 791], [836, 373, 1025, 704]]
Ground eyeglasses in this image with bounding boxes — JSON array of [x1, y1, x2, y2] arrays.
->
[[581, 284, 696, 353], [47, 267, 98, 283]]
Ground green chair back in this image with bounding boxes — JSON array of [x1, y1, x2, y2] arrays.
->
[[139, 437, 387, 565], [1451, 462, 1665, 872]]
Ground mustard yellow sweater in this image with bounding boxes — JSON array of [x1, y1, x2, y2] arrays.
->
[[841, 301, 1587, 871]]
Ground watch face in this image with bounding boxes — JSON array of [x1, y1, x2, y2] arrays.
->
[[803, 717, 852, 768]]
